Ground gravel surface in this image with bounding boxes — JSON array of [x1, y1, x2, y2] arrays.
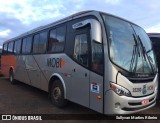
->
[[0, 76, 159, 122]]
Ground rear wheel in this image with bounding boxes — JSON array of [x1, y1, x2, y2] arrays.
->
[[50, 80, 68, 108], [9, 70, 16, 84]]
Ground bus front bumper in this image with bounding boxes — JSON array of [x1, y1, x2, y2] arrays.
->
[[104, 89, 157, 114]]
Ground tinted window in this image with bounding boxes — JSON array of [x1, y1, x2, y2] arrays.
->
[[26, 36, 32, 53], [56, 26, 65, 52], [150, 37, 160, 43], [39, 31, 47, 53], [22, 36, 32, 53], [14, 39, 22, 54], [22, 38, 27, 53], [3, 43, 8, 54], [74, 34, 88, 67], [33, 34, 39, 53], [33, 31, 47, 54], [48, 25, 66, 52], [92, 40, 103, 73], [48, 29, 56, 52], [8, 42, 14, 54]]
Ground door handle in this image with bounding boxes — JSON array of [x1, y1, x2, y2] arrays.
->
[[26, 68, 36, 71], [72, 69, 75, 72], [85, 73, 87, 77]]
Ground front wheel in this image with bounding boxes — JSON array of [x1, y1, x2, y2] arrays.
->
[[50, 80, 68, 108], [9, 70, 16, 84]]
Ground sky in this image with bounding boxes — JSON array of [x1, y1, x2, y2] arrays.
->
[[0, 0, 160, 47]]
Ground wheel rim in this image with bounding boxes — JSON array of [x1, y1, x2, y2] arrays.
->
[[53, 87, 61, 101]]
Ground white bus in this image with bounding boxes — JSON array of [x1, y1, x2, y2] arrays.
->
[[1, 10, 158, 114]]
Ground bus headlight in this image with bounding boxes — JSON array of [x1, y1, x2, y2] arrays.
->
[[110, 83, 132, 97]]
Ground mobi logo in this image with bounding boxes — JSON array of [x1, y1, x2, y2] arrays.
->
[[47, 58, 65, 68]]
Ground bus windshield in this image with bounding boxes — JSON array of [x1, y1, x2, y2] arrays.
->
[[102, 14, 156, 75]]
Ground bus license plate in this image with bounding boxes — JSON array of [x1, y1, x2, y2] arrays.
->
[[141, 99, 149, 105]]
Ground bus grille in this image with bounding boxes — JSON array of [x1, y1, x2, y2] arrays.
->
[[122, 101, 155, 111], [128, 97, 155, 106], [128, 77, 154, 83]]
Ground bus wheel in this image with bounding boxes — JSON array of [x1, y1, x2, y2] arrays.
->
[[50, 80, 68, 108], [9, 70, 16, 84]]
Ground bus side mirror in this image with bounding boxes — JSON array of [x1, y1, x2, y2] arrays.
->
[[72, 19, 102, 43]]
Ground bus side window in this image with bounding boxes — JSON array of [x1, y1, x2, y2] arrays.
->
[[33, 31, 47, 54], [74, 34, 88, 67], [14, 42, 16, 54], [56, 26, 66, 52], [26, 36, 32, 53], [33, 34, 40, 53], [8, 42, 14, 54], [14, 39, 22, 54], [48, 29, 56, 52], [92, 40, 103, 74], [3, 43, 8, 54], [39, 31, 47, 53], [22, 37, 32, 54], [22, 38, 27, 53], [48, 25, 66, 53]]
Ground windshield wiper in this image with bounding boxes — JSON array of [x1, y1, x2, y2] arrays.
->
[[129, 34, 140, 73], [129, 45, 136, 72], [146, 49, 152, 53], [137, 35, 154, 74]]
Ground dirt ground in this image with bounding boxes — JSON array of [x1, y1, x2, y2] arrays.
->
[[0, 76, 160, 122]]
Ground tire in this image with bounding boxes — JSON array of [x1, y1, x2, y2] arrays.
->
[[9, 70, 16, 84], [50, 80, 68, 108]]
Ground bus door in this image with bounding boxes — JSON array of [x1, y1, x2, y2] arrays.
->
[[68, 19, 103, 113], [68, 28, 90, 107]]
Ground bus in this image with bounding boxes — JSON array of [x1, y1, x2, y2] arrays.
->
[[1, 10, 158, 114], [148, 33, 160, 99]]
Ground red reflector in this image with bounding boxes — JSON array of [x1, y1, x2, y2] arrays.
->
[[111, 84, 116, 91], [141, 99, 149, 105], [96, 96, 102, 99]]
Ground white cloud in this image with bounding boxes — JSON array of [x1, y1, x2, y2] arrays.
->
[[105, 0, 122, 4], [0, 0, 160, 46], [0, 29, 11, 37], [0, 0, 65, 25], [145, 23, 160, 33]]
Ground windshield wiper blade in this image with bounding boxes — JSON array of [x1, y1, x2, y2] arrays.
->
[[129, 45, 136, 72], [137, 36, 147, 60], [133, 34, 140, 57], [137, 35, 154, 74], [146, 49, 152, 53], [129, 34, 139, 73]]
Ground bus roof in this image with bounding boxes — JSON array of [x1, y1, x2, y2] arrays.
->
[[3, 10, 141, 44], [148, 33, 160, 38]]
